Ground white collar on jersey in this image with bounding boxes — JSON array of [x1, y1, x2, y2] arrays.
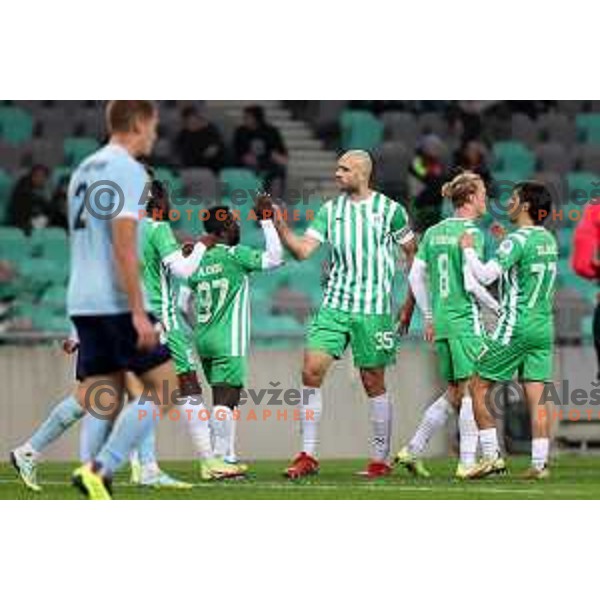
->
[[342, 191, 376, 205]]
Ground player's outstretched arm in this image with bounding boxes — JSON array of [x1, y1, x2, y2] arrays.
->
[[273, 215, 320, 261], [397, 235, 418, 334], [112, 218, 158, 351], [162, 234, 218, 279], [259, 220, 284, 269]]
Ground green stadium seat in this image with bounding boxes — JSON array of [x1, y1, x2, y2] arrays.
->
[[9, 299, 69, 332], [40, 284, 67, 315], [340, 110, 384, 151], [169, 197, 205, 236], [252, 269, 290, 296], [555, 228, 571, 257], [219, 168, 263, 204], [491, 142, 535, 179], [18, 258, 68, 294], [252, 314, 304, 348], [30, 227, 69, 260], [576, 113, 600, 144], [240, 222, 265, 248], [0, 227, 30, 262], [51, 166, 73, 189], [63, 137, 100, 166], [566, 172, 598, 204], [581, 315, 594, 343], [0, 106, 33, 144], [154, 167, 184, 195], [0, 169, 13, 204], [561, 172, 598, 228]]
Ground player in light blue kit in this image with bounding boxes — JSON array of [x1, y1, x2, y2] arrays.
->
[[11, 101, 215, 499]]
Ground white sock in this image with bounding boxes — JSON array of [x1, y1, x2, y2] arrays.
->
[[226, 413, 238, 461], [408, 393, 453, 456], [18, 442, 39, 459], [369, 393, 392, 461], [532, 437, 549, 470], [458, 395, 478, 468], [301, 387, 322, 457], [211, 406, 233, 459], [479, 428, 499, 460], [178, 395, 213, 459]]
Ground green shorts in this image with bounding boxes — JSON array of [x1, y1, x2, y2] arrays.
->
[[306, 307, 396, 368], [200, 355, 247, 388], [476, 335, 554, 383], [163, 328, 197, 376], [435, 336, 485, 383]]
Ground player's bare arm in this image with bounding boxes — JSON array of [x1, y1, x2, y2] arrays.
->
[[273, 215, 320, 261], [397, 236, 418, 335], [112, 218, 158, 351], [408, 257, 434, 342]]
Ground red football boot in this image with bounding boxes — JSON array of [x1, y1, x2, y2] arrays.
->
[[357, 460, 392, 479], [284, 452, 320, 479]]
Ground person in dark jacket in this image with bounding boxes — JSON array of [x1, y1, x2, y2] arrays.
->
[[7, 165, 50, 234], [174, 107, 225, 172], [233, 105, 288, 196], [452, 140, 493, 190]]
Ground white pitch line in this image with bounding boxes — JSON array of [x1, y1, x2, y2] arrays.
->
[[0, 478, 560, 495]]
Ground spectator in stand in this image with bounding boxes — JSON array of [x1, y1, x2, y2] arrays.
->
[[453, 140, 492, 189], [174, 107, 225, 172], [408, 134, 447, 232], [7, 165, 50, 234], [47, 175, 69, 230], [233, 104, 288, 197]]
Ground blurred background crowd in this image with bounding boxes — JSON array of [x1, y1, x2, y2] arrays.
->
[[0, 100, 598, 346]]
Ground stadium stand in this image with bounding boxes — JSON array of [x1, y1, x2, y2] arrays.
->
[[0, 100, 598, 351]]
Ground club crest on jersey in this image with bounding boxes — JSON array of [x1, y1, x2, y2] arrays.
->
[[499, 239, 514, 255], [370, 214, 383, 227]]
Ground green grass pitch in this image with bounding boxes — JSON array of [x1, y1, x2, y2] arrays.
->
[[2, 455, 600, 499]]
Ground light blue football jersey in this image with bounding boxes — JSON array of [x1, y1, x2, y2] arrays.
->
[[66, 143, 148, 316]]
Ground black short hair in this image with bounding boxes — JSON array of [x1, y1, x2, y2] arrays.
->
[[146, 178, 169, 220], [244, 104, 265, 125], [182, 106, 199, 120], [514, 181, 552, 224], [204, 205, 232, 235]]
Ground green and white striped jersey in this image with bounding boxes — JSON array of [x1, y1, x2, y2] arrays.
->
[[491, 226, 558, 346], [187, 244, 264, 357], [305, 192, 413, 315]]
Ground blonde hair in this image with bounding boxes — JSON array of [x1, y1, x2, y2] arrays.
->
[[441, 171, 482, 208]]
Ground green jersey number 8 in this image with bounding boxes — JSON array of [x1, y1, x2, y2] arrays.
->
[[438, 253, 450, 298]]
